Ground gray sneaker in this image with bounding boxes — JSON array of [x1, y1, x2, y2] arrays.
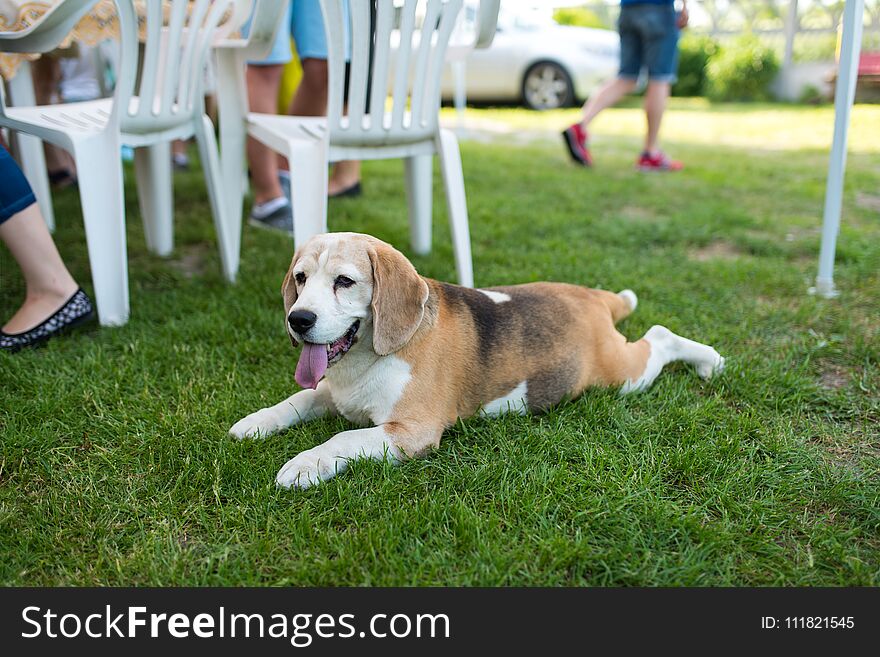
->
[[249, 202, 293, 236]]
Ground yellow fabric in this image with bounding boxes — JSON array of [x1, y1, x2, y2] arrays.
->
[[278, 41, 301, 114]]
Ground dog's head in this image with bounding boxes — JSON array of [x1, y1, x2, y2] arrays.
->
[[281, 233, 429, 388]]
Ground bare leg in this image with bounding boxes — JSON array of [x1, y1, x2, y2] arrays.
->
[[245, 63, 285, 205], [171, 139, 189, 168], [643, 81, 670, 155], [287, 58, 329, 117], [578, 77, 638, 129], [328, 159, 361, 195], [1, 203, 78, 333]]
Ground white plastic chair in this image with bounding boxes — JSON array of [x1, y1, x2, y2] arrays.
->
[[0, 0, 248, 326], [212, 0, 288, 248], [4, 61, 58, 234], [242, 0, 498, 287], [1, 0, 101, 235], [446, 0, 499, 123]]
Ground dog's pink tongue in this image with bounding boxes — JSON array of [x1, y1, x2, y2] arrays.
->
[[295, 343, 328, 389]]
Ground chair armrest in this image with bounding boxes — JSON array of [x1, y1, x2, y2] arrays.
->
[[213, 0, 285, 60], [0, 0, 97, 54], [473, 0, 500, 49]]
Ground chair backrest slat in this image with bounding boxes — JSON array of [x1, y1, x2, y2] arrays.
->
[[136, 0, 163, 117], [389, 0, 418, 131], [406, 0, 442, 131], [419, 0, 461, 129], [325, 0, 346, 131], [123, 0, 242, 134], [159, 0, 188, 113], [108, 0, 139, 123], [325, 0, 465, 146], [345, 0, 371, 132], [367, 1, 394, 133]]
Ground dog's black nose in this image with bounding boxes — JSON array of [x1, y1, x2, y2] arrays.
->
[[288, 310, 317, 334]]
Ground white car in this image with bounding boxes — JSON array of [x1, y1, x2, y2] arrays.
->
[[441, 6, 620, 110]]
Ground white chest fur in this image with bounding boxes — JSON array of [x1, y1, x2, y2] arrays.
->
[[325, 350, 412, 426]]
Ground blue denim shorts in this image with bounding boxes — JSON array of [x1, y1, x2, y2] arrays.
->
[[246, 0, 351, 65], [0, 145, 36, 224], [618, 3, 680, 83]]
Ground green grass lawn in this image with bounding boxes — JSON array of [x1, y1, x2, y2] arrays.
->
[[1, 100, 878, 586]]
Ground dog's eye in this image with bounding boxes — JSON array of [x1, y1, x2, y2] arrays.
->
[[334, 275, 355, 289], [294, 272, 306, 285]]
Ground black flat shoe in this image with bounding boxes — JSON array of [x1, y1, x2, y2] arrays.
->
[[1, 288, 94, 353], [328, 181, 362, 199]]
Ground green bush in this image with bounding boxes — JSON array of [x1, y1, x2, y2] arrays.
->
[[706, 35, 780, 101], [673, 34, 720, 97], [798, 84, 827, 105], [553, 6, 606, 29]]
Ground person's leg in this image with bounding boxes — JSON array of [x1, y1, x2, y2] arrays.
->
[[240, 1, 292, 218], [288, 0, 361, 196], [643, 80, 670, 154], [562, 6, 640, 166], [581, 4, 641, 130], [287, 57, 329, 117], [563, 76, 637, 166], [246, 63, 286, 205], [1, 203, 78, 334], [171, 139, 190, 170], [636, 3, 682, 169], [578, 77, 638, 129], [328, 160, 361, 196], [0, 107, 77, 335], [2, 145, 93, 347]]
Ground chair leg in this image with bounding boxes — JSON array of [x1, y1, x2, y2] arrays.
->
[[16, 133, 56, 233], [74, 137, 130, 326], [288, 138, 328, 251], [7, 67, 56, 232], [133, 141, 173, 256], [195, 114, 240, 282], [404, 154, 433, 256], [215, 49, 248, 229], [436, 129, 474, 287]]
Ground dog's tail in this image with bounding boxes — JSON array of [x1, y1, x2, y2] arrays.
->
[[600, 289, 637, 324]]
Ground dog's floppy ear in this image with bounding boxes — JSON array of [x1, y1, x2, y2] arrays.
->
[[368, 241, 429, 356], [281, 250, 300, 347]]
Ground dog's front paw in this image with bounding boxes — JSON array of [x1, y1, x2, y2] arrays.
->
[[229, 408, 285, 440], [275, 448, 340, 490], [696, 352, 725, 380]]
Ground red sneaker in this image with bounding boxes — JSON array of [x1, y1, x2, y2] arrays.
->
[[562, 123, 592, 166], [637, 151, 683, 172]]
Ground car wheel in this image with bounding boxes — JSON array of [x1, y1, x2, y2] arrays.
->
[[522, 61, 574, 110]]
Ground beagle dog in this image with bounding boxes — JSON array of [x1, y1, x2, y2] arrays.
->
[[230, 232, 725, 489]]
